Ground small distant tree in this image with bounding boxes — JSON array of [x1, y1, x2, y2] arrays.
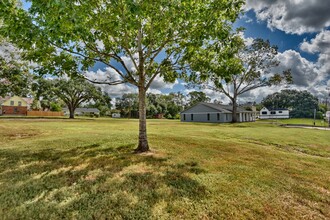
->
[[189, 38, 292, 122], [164, 92, 185, 119], [186, 91, 211, 108], [31, 99, 41, 110], [53, 77, 103, 119], [50, 102, 62, 112], [115, 94, 139, 118]]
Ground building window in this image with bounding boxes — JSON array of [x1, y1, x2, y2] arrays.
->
[[183, 114, 186, 121], [262, 111, 267, 115], [217, 113, 220, 121], [271, 111, 276, 114], [10, 101, 14, 106], [191, 114, 194, 121], [225, 114, 228, 121], [279, 111, 282, 113], [207, 113, 210, 121], [18, 101, 22, 106]]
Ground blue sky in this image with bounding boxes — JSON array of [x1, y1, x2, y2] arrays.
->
[[235, 10, 318, 61], [20, 1, 330, 103], [91, 1, 330, 103]]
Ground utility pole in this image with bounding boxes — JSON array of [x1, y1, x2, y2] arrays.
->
[[326, 97, 328, 111], [325, 87, 330, 127], [313, 108, 316, 126]]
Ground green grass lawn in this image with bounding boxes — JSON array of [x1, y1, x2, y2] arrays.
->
[[0, 118, 329, 219]]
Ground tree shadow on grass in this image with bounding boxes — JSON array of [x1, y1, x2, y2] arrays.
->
[[0, 143, 208, 219]]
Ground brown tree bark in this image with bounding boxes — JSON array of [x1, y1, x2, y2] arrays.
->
[[231, 97, 238, 123], [68, 105, 75, 119], [135, 86, 149, 152]]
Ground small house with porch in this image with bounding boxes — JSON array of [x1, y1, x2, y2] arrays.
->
[[180, 102, 256, 123]]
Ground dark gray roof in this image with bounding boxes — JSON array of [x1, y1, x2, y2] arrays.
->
[[269, 108, 289, 111], [63, 108, 100, 113], [261, 107, 289, 111], [181, 102, 254, 114]]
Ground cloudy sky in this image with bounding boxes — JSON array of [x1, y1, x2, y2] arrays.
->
[[222, 0, 330, 103], [20, 1, 330, 104], [88, 0, 330, 104]]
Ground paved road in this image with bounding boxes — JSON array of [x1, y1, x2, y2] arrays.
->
[[284, 125, 330, 131]]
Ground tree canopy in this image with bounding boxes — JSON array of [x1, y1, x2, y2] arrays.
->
[[261, 89, 320, 118], [52, 78, 105, 119], [115, 92, 185, 119], [0, 39, 31, 97], [186, 91, 211, 108], [0, 0, 244, 151], [188, 38, 292, 122]]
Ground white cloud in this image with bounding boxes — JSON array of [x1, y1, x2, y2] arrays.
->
[[0, 40, 21, 61], [121, 55, 138, 73], [95, 40, 105, 51], [149, 75, 178, 90], [85, 67, 179, 97], [237, 32, 254, 46], [148, 88, 162, 94], [245, 0, 330, 34], [244, 33, 326, 88], [300, 30, 330, 54], [300, 30, 330, 78], [85, 67, 137, 97], [274, 50, 321, 87]]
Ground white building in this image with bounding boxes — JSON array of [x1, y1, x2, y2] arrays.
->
[[326, 111, 330, 122], [259, 107, 289, 119], [112, 113, 121, 118]]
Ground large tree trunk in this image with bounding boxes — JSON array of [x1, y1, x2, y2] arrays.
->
[[135, 86, 149, 152], [68, 105, 75, 119], [231, 98, 238, 123]]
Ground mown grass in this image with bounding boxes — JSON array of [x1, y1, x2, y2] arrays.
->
[[0, 118, 329, 219]]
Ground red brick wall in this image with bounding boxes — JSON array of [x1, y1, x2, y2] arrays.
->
[[2, 106, 27, 115]]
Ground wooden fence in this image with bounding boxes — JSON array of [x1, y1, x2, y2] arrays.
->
[[27, 111, 64, 117]]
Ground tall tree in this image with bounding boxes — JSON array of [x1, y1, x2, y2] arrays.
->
[[186, 91, 211, 108], [189, 38, 292, 122], [0, 0, 243, 152], [147, 93, 167, 117], [163, 92, 185, 119], [115, 93, 139, 118]]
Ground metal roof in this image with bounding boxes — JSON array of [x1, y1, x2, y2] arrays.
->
[[181, 102, 254, 114], [62, 107, 100, 113], [262, 107, 289, 111]]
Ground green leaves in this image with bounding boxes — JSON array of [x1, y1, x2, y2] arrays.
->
[[261, 90, 319, 118], [0, 38, 32, 97], [0, 0, 243, 91]]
